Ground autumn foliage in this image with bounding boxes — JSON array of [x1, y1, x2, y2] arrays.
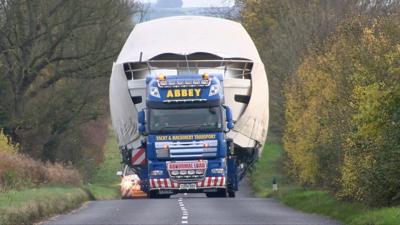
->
[[241, 0, 400, 207], [284, 16, 400, 206], [0, 132, 82, 191]]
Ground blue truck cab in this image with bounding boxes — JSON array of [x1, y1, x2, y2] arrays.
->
[[137, 73, 238, 198]]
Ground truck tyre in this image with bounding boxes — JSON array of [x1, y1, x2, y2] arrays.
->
[[228, 190, 236, 198], [219, 189, 228, 197], [149, 190, 158, 199]]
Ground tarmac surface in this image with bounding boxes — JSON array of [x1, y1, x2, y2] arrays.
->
[[42, 180, 341, 225]]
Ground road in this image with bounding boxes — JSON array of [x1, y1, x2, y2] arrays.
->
[[42, 181, 340, 225]]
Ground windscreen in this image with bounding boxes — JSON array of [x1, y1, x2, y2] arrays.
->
[[149, 107, 223, 133]]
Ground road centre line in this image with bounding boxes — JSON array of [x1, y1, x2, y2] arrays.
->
[[178, 197, 189, 224]]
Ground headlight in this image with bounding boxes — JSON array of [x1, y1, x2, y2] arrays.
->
[[150, 170, 163, 176], [195, 170, 203, 175], [179, 170, 187, 175], [209, 84, 220, 96], [211, 168, 225, 174], [171, 170, 179, 176], [150, 87, 160, 98], [187, 170, 195, 175]]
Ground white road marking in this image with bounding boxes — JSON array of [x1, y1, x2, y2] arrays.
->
[[178, 197, 189, 224]]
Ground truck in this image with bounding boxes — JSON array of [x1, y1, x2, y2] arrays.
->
[[138, 73, 237, 198], [110, 16, 269, 198]]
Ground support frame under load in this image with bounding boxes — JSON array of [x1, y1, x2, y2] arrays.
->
[[110, 16, 269, 160], [122, 59, 254, 81], [119, 58, 267, 151]]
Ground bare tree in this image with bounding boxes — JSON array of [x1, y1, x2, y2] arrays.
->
[[0, 0, 139, 163]]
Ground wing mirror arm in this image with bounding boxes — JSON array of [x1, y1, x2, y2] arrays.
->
[[223, 105, 234, 132], [138, 109, 148, 136]]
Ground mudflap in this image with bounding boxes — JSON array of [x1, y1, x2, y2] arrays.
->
[[138, 167, 149, 192], [227, 155, 238, 197]]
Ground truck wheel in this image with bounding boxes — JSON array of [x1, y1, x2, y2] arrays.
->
[[148, 191, 158, 199], [228, 190, 236, 198], [218, 189, 227, 197]]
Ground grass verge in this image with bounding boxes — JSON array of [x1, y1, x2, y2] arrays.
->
[[0, 187, 89, 225], [0, 128, 121, 225], [85, 128, 121, 200], [250, 142, 400, 225], [249, 142, 288, 197]]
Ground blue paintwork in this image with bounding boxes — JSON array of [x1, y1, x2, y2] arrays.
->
[[146, 132, 227, 160], [138, 74, 238, 194], [146, 74, 224, 108]]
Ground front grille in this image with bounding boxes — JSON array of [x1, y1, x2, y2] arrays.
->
[[155, 140, 218, 159], [168, 168, 206, 183]]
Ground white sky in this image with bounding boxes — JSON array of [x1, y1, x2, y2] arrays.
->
[[138, 0, 234, 8]]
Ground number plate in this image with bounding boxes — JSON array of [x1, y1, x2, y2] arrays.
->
[[179, 183, 197, 189], [167, 161, 207, 170]]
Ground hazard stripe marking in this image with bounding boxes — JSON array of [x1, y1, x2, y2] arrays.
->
[[219, 177, 224, 186], [158, 179, 162, 188], [161, 179, 165, 188], [213, 177, 218, 186], [131, 148, 145, 165], [164, 179, 169, 188], [150, 177, 227, 189], [154, 179, 159, 188]]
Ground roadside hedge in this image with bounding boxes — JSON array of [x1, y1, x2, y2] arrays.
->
[[284, 16, 400, 206]]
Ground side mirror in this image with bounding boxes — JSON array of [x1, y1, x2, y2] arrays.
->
[[139, 124, 146, 134], [225, 106, 234, 129], [138, 110, 145, 124], [116, 171, 123, 177], [138, 110, 146, 134]]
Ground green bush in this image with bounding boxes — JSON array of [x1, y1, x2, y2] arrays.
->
[[284, 16, 400, 206]]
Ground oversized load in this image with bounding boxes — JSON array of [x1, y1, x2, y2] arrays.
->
[[110, 16, 269, 155]]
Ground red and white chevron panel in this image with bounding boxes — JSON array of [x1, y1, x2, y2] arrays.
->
[[197, 176, 225, 187], [149, 177, 226, 189], [150, 178, 179, 188], [131, 147, 146, 166]]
